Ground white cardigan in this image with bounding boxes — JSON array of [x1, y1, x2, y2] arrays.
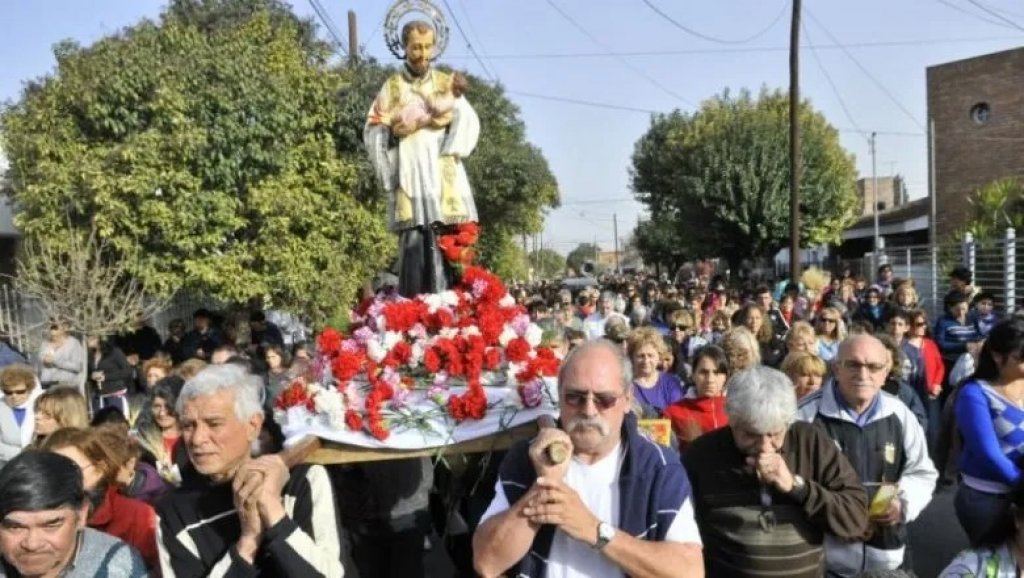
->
[[0, 387, 41, 463]]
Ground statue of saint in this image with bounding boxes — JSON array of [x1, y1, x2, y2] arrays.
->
[[364, 19, 480, 297]]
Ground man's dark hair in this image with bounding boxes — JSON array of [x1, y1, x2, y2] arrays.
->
[[249, 310, 267, 324], [0, 451, 85, 519], [944, 291, 969, 311], [91, 406, 128, 428], [193, 308, 213, 320], [973, 291, 996, 305], [755, 285, 772, 296], [877, 264, 892, 275], [884, 308, 912, 325], [950, 266, 972, 284]]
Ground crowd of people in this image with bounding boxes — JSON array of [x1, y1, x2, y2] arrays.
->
[[0, 261, 1018, 577]]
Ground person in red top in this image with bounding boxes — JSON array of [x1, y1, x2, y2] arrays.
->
[[663, 345, 730, 453], [42, 425, 159, 571]]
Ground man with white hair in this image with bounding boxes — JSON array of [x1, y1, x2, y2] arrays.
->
[[473, 339, 703, 578], [797, 334, 936, 576], [155, 364, 343, 577], [685, 366, 869, 577], [582, 291, 630, 341]]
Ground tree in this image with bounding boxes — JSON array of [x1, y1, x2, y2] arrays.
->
[[566, 243, 600, 275], [630, 88, 859, 273], [1, 3, 393, 325], [528, 248, 566, 279], [957, 177, 1024, 240], [633, 219, 686, 276]]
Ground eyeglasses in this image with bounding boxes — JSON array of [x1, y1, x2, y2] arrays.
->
[[819, 318, 838, 324], [839, 360, 888, 373], [672, 325, 691, 331], [563, 390, 621, 410], [912, 321, 927, 327]]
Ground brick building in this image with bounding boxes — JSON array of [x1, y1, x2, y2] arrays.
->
[[855, 176, 907, 217], [927, 47, 1024, 238]]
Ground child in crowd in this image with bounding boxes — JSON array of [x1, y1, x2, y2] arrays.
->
[[970, 291, 1000, 338]]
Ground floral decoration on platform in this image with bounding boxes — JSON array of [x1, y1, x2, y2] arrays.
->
[[438, 222, 479, 274], [273, 264, 560, 441]]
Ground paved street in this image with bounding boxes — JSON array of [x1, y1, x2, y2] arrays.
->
[[911, 485, 969, 578]]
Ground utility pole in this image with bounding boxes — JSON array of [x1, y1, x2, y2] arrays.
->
[[789, 0, 802, 283], [871, 131, 880, 270], [348, 11, 358, 63], [613, 213, 620, 274]]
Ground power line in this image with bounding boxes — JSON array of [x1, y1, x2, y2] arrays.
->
[[441, 0, 498, 81], [307, 0, 348, 55], [935, 0, 1023, 30], [508, 90, 661, 114], [543, 0, 695, 107], [965, 0, 1024, 31], [805, 9, 925, 130], [443, 34, 1024, 60], [454, 0, 499, 77], [803, 20, 868, 142], [639, 0, 788, 45]]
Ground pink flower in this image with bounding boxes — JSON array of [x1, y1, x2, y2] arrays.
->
[[518, 378, 544, 408], [511, 313, 531, 336], [352, 326, 375, 345]]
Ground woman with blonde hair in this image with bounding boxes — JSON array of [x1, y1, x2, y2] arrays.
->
[[626, 326, 684, 416], [720, 326, 761, 371], [140, 357, 172, 391], [815, 306, 846, 362], [785, 321, 820, 356], [734, 303, 785, 367], [33, 386, 89, 445], [892, 281, 919, 314], [780, 351, 827, 400]]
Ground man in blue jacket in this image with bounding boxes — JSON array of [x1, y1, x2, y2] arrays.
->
[[472, 340, 704, 578]]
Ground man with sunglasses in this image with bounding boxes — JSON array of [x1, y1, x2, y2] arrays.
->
[[473, 340, 703, 578], [797, 334, 937, 576]]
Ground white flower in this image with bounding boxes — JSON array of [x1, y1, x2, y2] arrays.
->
[[366, 340, 387, 363], [422, 293, 443, 313], [524, 324, 544, 348], [439, 327, 459, 339], [499, 294, 515, 308], [498, 326, 517, 347], [460, 325, 482, 338], [504, 364, 521, 385], [375, 315, 387, 332], [409, 341, 425, 367], [440, 290, 460, 308], [382, 331, 403, 352], [504, 387, 524, 409], [315, 388, 346, 429]]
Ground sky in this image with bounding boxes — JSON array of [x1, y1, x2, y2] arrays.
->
[[2, 0, 1023, 257]]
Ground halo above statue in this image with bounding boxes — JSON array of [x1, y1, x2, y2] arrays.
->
[[384, 0, 450, 60]]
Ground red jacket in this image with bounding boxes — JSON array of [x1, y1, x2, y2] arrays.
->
[[663, 396, 729, 452], [917, 337, 946, 396], [89, 485, 159, 571]]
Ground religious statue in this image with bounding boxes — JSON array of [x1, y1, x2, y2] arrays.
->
[[365, 0, 480, 297]]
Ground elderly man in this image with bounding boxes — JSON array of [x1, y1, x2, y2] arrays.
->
[[798, 334, 937, 576], [472, 339, 703, 578], [583, 292, 630, 341], [155, 364, 342, 577], [0, 451, 146, 577], [684, 366, 869, 577]]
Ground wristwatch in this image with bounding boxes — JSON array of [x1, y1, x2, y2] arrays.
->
[[790, 475, 806, 494], [593, 521, 616, 551]]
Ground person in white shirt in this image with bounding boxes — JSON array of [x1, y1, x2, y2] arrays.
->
[[472, 339, 704, 578], [583, 292, 630, 341]]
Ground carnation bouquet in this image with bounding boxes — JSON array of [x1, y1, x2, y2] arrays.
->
[[272, 264, 561, 449]]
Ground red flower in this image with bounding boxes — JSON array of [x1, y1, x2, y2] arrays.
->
[[382, 300, 427, 333], [369, 421, 390, 440], [274, 380, 310, 411], [344, 409, 363, 431], [317, 328, 343, 357], [331, 350, 364, 383], [505, 337, 531, 364], [484, 347, 502, 370], [447, 395, 467, 421], [423, 348, 442, 373], [455, 223, 480, 246]]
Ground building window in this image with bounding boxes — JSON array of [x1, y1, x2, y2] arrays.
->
[[970, 102, 991, 125]]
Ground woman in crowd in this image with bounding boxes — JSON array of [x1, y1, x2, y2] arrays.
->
[[940, 479, 1024, 577], [627, 326, 684, 416], [877, 334, 928, 427], [36, 321, 85, 389], [935, 292, 983, 377], [734, 304, 784, 367], [777, 293, 800, 330], [667, 309, 707, 379], [906, 308, 946, 403], [780, 351, 827, 400], [264, 343, 292, 400], [815, 306, 846, 362], [892, 282, 919, 315], [86, 336, 134, 415], [952, 319, 1024, 548], [854, 287, 889, 332], [826, 278, 859, 323], [0, 365, 41, 465], [140, 357, 172, 391], [785, 321, 820, 356], [720, 326, 761, 372], [32, 386, 89, 445], [136, 384, 187, 487], [42, 426, 159, 570], [663, 345, 730, 453]]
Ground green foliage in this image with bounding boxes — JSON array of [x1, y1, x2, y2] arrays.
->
[[477, 230, 528, 281], [1, 5, 392, 325], [528, 248, 566, 279], [956, 177, 1024, 240], [566, 243, 600, 274], [630, 88, 859, 269]]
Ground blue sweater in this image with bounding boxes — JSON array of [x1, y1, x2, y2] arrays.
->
[[955, 380, 1024, 489], [496, 412, 692, 577], [934, 315, 979, 362]]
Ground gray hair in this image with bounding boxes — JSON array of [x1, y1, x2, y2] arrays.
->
[[600, 291, 617, 305], [721, 326, 762, 365], [725, 366, 797, 433], [558, 339, 632, 393], [176, 364, 265, 421]]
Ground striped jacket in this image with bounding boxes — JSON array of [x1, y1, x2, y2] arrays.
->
[[155, 463, 343, 577]]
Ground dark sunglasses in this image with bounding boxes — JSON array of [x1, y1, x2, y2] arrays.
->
[[672, 325, 691, 331], [818, 318, 838, 323], [563, 390, 621, 410]]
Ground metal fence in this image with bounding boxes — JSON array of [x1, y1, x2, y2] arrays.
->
[[860, 228, 1019, 321]]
